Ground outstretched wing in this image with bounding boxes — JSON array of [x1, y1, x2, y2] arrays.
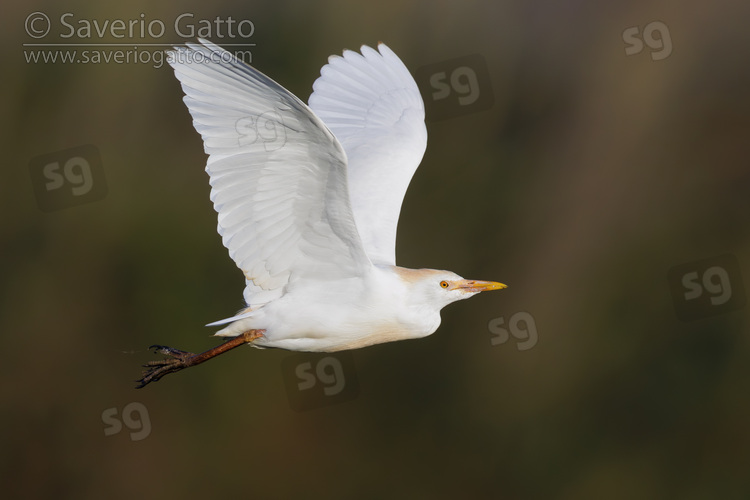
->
[[169, 39, 371, 316], [308, 43, 427, 266]]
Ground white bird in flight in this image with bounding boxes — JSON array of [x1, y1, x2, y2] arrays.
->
[[137, 39, 506, 388]]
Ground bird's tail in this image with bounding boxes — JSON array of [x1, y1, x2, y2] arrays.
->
[[205, 306, 255, 327]]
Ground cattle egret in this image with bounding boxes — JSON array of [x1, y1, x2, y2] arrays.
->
[[137, 39, 506, 388]]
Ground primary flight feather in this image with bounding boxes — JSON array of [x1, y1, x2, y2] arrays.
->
[[137, 39, 505, 387]]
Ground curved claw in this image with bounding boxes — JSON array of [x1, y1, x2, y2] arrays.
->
[[148, 345, 191, 358]]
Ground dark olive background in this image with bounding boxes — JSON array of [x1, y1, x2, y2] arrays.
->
[[2, 1, 749, 498]]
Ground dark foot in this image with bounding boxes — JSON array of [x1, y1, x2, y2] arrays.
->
[[136, 345, 196, 388], [135, 330, 265, 389]]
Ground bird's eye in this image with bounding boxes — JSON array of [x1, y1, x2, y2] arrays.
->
[[440, 281, 449, 288]]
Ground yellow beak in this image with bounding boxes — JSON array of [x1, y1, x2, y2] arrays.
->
[[454, 280, 507, 293]]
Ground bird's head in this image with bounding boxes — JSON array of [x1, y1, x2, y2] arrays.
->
[[396, 268, 507, 310]]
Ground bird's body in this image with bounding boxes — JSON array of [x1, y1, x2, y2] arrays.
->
[[137, 39, 505, 387], [216, 266, 456, 351]]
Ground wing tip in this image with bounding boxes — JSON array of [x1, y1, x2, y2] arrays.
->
[[168, 38, 236, 68]]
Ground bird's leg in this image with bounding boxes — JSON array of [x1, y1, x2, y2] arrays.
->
[[136, 329, 265, 388]]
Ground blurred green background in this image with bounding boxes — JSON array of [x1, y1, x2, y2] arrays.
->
[[3, 0, 749, 498]]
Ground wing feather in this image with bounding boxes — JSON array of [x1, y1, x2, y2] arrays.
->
[[309, 43, 427, 265], [169, 39, 371, 314]]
